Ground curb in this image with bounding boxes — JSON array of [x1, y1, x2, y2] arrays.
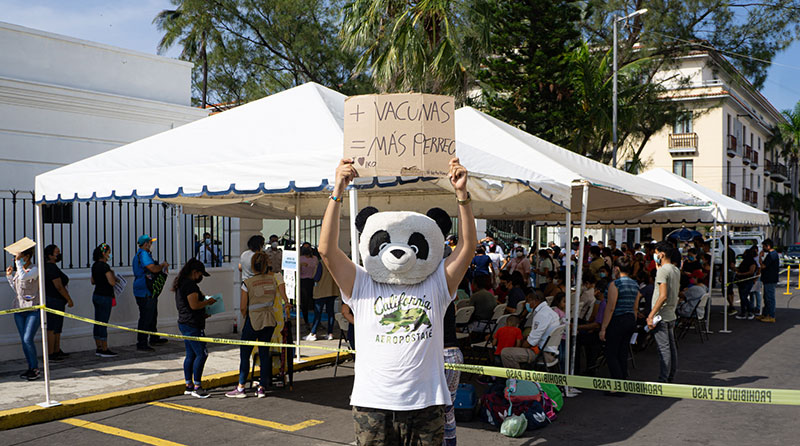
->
[[0, 352, 352, 431]]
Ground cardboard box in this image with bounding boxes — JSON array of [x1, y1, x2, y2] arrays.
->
[[344, 93, 456, 177]]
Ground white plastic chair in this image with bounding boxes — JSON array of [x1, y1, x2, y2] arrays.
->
[[491, 304, 506, 320]]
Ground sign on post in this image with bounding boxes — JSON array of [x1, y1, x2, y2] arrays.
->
[[344, 93, 456, 178], [282, 252, 298, 302]]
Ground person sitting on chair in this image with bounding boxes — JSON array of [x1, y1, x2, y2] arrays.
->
[[677, 271, 707, 318], [500, 291, 560, 369]]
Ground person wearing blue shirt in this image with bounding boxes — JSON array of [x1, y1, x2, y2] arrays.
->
[[470, 245, 494, 278], [133, 234, 169, 351]]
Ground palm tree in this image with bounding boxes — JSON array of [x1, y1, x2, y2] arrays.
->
[[339, 0, 487, 100], [778, 101, 800, 244], [153, 1, 216, 108]]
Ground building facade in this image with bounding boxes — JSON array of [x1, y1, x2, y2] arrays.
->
[[631, 50, 794, 243]]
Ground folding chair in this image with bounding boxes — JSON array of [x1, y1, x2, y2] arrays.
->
[[333, 313, 354, 377], [514, 300, 525, 315], [678, 293, 710, 343], [469, 314, 510, 364], [454, 306, 475, 341], [491, 304, 507, 321], [524, 324, 566, 373]]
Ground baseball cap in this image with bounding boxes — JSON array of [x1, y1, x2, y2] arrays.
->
[[186, 258, 211, 276], [137, 234, 157, 246]]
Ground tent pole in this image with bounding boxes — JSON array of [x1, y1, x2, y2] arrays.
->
[[570, 183, 589, 377], [721, 224, 732, 333], [706, 206, 718, 333], [349, 188, 359, 264], [563, 194, 572, 391], [174, 205, 183, 270], [35, 203, 58, 407], [295, 195, 302, 362]]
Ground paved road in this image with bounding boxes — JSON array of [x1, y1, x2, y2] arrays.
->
[[5, 292, 800, 445]]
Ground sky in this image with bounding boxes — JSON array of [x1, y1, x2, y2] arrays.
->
[[1, 0, 799, 113]]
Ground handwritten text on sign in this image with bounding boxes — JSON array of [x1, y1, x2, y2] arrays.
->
[[344, 93, 456, 177]]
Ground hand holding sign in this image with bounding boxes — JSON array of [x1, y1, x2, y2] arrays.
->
[[335, 158, 358, 191], [449, 157, 468, 197]]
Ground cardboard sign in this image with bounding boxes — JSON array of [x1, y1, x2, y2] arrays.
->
[[344, 93, 456, 177]]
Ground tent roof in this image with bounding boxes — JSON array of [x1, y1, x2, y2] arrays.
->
[[34, 82, 570, 219], [455, 107, 706, 221]]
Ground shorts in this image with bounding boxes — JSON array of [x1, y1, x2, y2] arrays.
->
[[45, 296, 67, 334], [353, 405, 444, 446]]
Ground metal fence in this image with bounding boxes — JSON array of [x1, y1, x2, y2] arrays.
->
[[1, 191, 231, 271]]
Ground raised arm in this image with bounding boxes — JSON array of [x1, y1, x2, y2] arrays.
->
[[318, 159, 358, 298], [445, 158, 477, 296]]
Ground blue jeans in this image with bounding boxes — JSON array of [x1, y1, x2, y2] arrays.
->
[[92, 294, 113, 341], [238, 317, 276, 386], [653, 320, 677, 383], [763, 283, 777, 318], [135, 296, 160, 347], [750, 289, 762, 313], [179, 324, 208, 386], [311, 296, 335, 335], [737, 281, 755, 315], [14, 311, 40, 370]]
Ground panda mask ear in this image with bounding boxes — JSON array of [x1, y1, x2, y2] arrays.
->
[[426, 208, 452, 237], [355, 206, 379, 234]]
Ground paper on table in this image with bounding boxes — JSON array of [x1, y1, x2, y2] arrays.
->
[[205, 293, 225, 315], [114, 274, 127, 298]]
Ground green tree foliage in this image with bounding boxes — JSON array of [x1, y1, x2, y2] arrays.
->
[[340, 0, 489, 99], [777, 101, 800, 243], [582, 0, 800, 89]]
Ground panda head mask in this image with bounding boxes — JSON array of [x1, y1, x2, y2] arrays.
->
[[356, 207, 452, 285]]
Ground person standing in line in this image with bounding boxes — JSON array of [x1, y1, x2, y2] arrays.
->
[[734, 248, 758, 320], [747, 246, 762, 316], [647, 242, 681, 383], [600, 259, 641, 386], [43, 244, 74, 361], [266, 234, 283, 274], [91, 243, 118, 357], [227, 252, 291, 398], [306, 261, 339, 341], [298, 243, 318, 327], [132, 234, 169, 351], [5, 240, 40, 381], [534, 249, 553, 291], [240, 235, 265, 283], [442, 301, 463, 446], [758, 239, 779, 323], [174, 258, 215, 398]]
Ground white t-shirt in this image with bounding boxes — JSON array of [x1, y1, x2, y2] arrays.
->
[[342, 261, 455, 411], [240, 250, 256, 281]]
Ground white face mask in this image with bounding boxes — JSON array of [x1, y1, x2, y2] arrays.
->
[[516, 251, 524, 258], [271, 242, 278, 249]]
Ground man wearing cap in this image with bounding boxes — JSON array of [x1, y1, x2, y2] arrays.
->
[[133, 234, 169, 351]]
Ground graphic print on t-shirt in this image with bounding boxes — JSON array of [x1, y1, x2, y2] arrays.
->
[[374, 292, 433, 342]]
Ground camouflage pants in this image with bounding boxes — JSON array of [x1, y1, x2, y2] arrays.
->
[[352, 405, 445, 446]]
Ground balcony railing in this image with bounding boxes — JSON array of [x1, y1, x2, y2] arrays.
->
[[668, 133, 698, 153], [751, 150, 759, 168], [773, 163, 788, 181], [743, 187, 751, 203], [743, 145, 752, 165], [727, 182, 736, 198], [764, 159, 772, 176], [727, 135, 737, 157]]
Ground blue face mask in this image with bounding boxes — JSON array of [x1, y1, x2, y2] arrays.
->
[[598, 272, 607, 278], [525, 303, 533, 312]]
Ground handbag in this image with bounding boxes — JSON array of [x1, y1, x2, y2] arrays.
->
[[136, 251, 167, 299]]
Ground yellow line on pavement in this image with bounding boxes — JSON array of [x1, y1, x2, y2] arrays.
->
[[60, 418, 186, 446], [148, 401, 324, 432]]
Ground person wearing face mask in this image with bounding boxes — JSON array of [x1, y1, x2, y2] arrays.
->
[[198, 232, 222, 268], [599, 259, 641, 386], [174, 258, 215, 398], [681, 248, 701, 279], [500, 291, 560, 369], [298, 242, 319, 327], [504, 246, 531, 280], [91, 243, 118, 357], [43, 244, 74, 361], [647, 242, 681, 383], [534, 249, 553, 291], [266, 234, 283, 274], [5, 238, 40, 381]]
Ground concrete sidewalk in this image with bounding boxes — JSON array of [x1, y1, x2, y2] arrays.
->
[[0, 331, 348, 412]]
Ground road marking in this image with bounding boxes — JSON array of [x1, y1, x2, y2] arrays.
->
[[148, 401, 324, 432], [60, 418, 186, 446]]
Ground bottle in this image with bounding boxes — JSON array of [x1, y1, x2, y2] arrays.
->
[[644, 315, 662, 333]]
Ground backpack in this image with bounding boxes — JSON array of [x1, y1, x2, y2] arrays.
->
[[504, 378, 542, 403], [539, 383, 564, 412], [135, 250, 167, 299]]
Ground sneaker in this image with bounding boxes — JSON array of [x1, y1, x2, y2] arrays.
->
[[150, 338, 168, 346], [303, 333, 317, 341], [56, 350, 70, 358], [184, 385, 194, 395], [755, 315, 766, 320], [256, 387, 266, 398], [760, 316, 776, 323], [97, 349, 118, 358], [728, 308, 739, 316], [746, 313, 755, 320], [735, 313, 747, 320], [20, 369, 40, 381], [137, 345, 155, 352], [191, 387, 210, 398], [225, 387, 247, 398], [49, 353, 64, 361], [326, 333, 334, 341]]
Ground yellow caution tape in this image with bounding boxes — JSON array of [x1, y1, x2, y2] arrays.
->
[[0, 305, 44, 316], [43, 308, 356, 354], [444, 363, 800, 406], [3, 306, 798, 405]]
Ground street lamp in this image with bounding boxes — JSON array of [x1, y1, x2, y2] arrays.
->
[[612, 8, 647, 170]]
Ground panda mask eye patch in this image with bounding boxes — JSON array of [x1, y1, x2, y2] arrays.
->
[[369, 230, 391, 257], [408, 232, 429, 260]]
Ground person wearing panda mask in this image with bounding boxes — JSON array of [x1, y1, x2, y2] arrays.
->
[[319, 157, 476, 445]]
